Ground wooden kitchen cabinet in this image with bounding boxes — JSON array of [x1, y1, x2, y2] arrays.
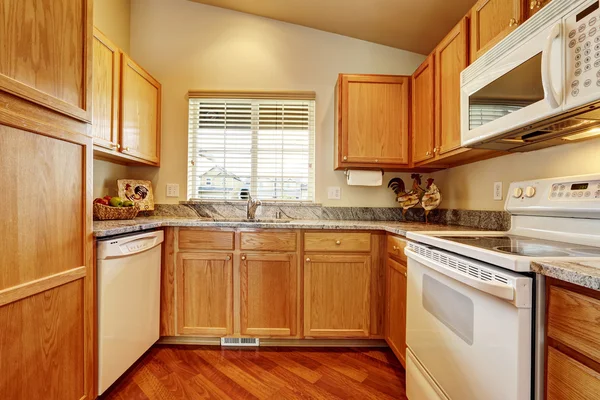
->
[[240, 253, 298, 337], [335, 74, 410, 170], [176, 252, 233, 336], [0, 0, 93, 122], [526, 0, 550, 19], [545, 278, 600, 399], [120, 54, 162, 165], [386, 257, 408, 368], [470, 0, 524, 61], [92, 29, 121, 151], [412, 54, 436, 164], [92, 29, 161, 166], [304, 254, 371, 338]]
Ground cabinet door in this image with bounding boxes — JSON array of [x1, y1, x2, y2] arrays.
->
[[120, 54, 161, 165], [338, 75, 409, 167], [435, 18, 469, 156], [471, 0, 524, 61], [304, 254, 371, 337], [385, 258, 407, 368], [92, 28, 120, 151], [176, 252, 233, 336], [0, 96, 93, 399], [412, 55, 436, 164], [547, 347, 600, 399], [240, 253, 297, 337], [0, 0, 92, 121]]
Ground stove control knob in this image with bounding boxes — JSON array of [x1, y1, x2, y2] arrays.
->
[[525, 186, 536, 198], [513, 187, 523, 198]]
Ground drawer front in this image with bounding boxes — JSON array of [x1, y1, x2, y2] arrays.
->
[[240, 232, 297, 252], [178, 230, 234, 250], [387, 235, 407, 262], [304, 232, 371, 252], [548, 285, 600, 365], [547, 347, 600, 399]]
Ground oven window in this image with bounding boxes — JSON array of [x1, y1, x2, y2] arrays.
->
[[469, 53, 544, 130], [423, 275, 474, 345]]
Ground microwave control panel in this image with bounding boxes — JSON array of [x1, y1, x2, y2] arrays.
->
[[565, 0, 600, 107]]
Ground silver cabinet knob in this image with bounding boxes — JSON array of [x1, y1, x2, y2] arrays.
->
[[509, 18, 519, 27], [306, 258, 311, 262], [393, 246, 398, 250], [426, 151, 430, 156], [433, 147, 438, 153], [335, 240, 341, 245], [226, 255, 231, 261], [241, 256, 246, 261], [343, 156, 348, 161]]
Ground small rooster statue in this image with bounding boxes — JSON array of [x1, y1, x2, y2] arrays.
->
[[389, 174, 426, 217], [421, 178, 442, 223]]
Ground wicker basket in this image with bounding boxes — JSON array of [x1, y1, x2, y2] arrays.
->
[[93, 203, 139, 221]]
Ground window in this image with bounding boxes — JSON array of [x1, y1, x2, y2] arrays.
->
[[187, 91, 315, 201]]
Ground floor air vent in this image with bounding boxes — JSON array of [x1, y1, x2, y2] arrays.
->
[[220, 338, 260, 347]]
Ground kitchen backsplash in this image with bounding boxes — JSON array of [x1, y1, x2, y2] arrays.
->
[[147, 202, 510, 231]]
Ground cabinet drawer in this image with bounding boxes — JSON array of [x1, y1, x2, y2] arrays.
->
[[387, 235, 407, 262], [304, 232, 371, 252], [548, 285, 600, 365], [178, 230, 234, 250], [547, 347, 600, 399], [240, 232, 297, 252]]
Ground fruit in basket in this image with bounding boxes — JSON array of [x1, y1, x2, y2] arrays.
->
[[122, 200, 135, 207], [94, 198, 109, 206], [109, 197, 123, 207], [103, 195, 112, 201]]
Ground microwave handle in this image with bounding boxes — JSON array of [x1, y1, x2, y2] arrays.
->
[[542, 22, 562, 109]]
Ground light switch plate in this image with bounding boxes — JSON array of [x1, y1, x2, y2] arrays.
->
[[327, 186, 341, 200], [494, 182, 503, 200], [166, 183, 180, 198]]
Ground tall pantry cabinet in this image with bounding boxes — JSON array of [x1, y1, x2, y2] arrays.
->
[[0, 1, 94, 399]]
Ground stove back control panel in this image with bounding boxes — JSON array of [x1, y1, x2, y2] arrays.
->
[[506, 174, 600, 217]]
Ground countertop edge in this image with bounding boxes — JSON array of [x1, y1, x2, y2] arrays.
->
[[531, 261, 600, 291]]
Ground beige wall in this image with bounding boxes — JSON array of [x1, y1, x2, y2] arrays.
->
[[93, 0, 132, 198], [126, 0, 424, 206], [431, 139, 600, 211], [94, 0, 131, 52]]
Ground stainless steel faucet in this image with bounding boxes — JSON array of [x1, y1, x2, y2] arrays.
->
[[246, 196, 262, 220]]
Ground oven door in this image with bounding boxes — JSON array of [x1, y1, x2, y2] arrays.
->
[[406, 249, 533, 400], [461, 18, 564, 149]]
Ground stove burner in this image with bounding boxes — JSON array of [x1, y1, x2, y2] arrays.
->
[[493, 246, 571, 257], [569, 248, 600, 255]]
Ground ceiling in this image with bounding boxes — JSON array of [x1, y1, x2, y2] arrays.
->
[[188, 0, 477, 54]]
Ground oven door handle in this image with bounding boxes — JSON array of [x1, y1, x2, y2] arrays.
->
[[541, 22, 562, 109], [406, 248, 515, 301]]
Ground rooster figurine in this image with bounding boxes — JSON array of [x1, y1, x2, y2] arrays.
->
[[396, 174, 426, 217], [421, 178, 442, 223]]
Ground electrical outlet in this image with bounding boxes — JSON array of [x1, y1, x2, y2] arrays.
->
[[166, 183, 180, 198], [327, 186, 341, 200], [494, 182, 503, 200]]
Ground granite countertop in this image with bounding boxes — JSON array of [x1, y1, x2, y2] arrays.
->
[[532, 260, 600, 291], [93, 217, 482, 238]]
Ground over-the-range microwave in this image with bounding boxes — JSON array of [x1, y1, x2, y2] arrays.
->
[[461, 0, 600, 152]]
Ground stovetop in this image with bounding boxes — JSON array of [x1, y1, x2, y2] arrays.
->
[[429, 234, 600, 257]]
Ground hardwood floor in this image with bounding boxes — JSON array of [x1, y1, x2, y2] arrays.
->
[[102, 345, 407, 399]]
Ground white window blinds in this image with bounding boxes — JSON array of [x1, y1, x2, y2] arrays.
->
[[187, 93, 315, 202]]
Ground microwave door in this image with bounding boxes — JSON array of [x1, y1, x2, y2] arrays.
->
[[461, 22, 565, 148]]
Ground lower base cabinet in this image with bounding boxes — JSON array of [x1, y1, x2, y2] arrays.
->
[[240, 253, 297, 337], [385, 257, 407, 367], [176, 252, 233, 336], [304, 254, 371, 338]]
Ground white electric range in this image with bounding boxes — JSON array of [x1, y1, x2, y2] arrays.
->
[[404, 173, 600, 400]]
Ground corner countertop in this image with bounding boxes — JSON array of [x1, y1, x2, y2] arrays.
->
[[532, 260, 600, 291], [93, 217, 480, 238]]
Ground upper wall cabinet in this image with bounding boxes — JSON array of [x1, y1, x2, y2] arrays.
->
[[411, 55, 435, 164], [92, 29, 121, 151], [335, 74, 410, 170], [0, 0, 93, 122], [92, 28, 161, 166], [470, 0, 524, 61]]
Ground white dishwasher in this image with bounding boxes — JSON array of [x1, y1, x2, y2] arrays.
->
[[97, 230, 163, 394]]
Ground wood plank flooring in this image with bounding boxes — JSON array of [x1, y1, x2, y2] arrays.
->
[[102, 345, 407, 400]]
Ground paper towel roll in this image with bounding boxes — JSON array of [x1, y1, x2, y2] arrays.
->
[[346, 170, 383, 186]]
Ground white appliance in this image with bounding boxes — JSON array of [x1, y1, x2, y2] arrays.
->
[[405, 173, 600, 400], [97, 230, 163, 394], [461, 0, 600, 152]]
